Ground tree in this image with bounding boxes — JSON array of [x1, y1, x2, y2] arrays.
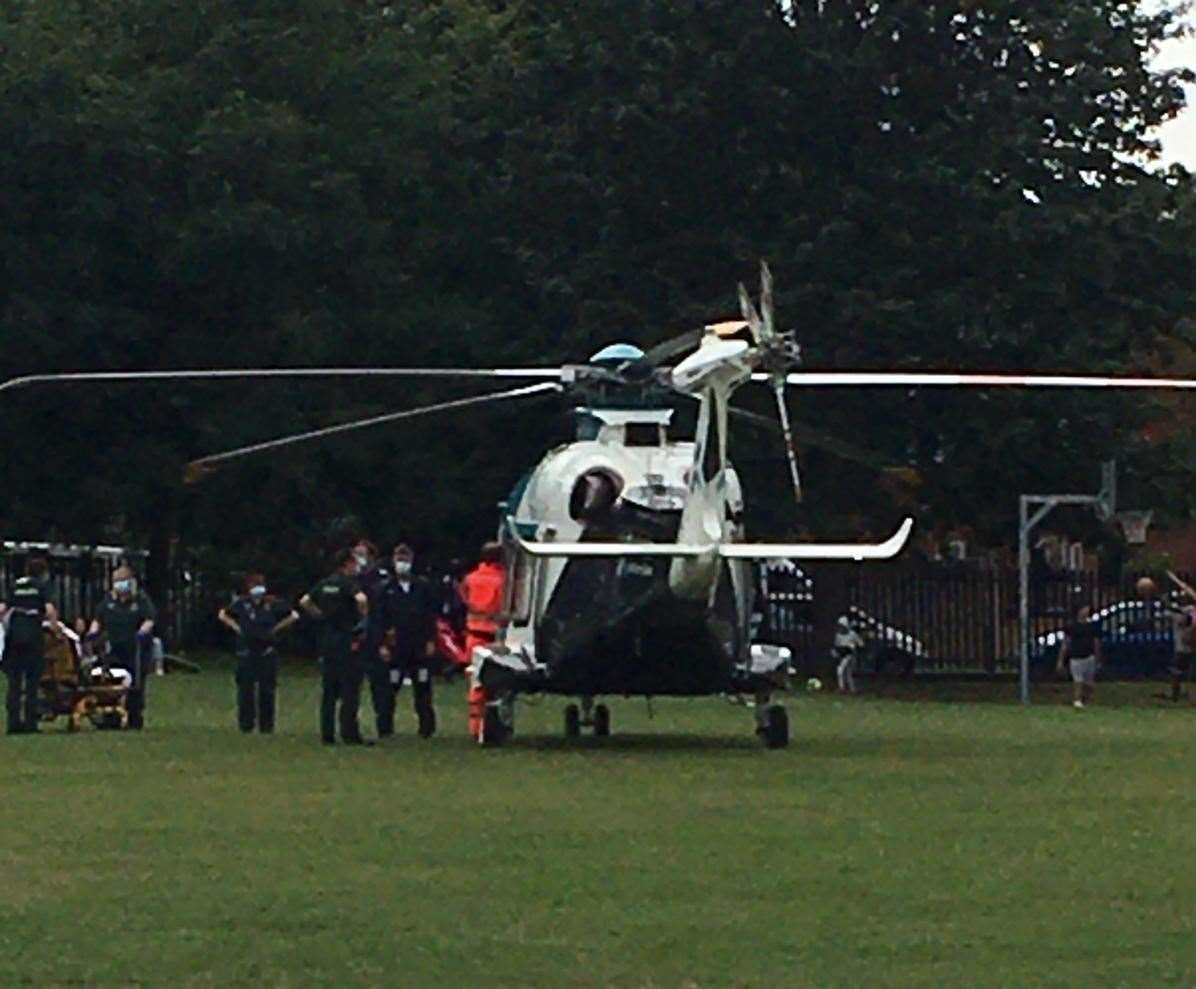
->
[[1, 0, 1193, 609]]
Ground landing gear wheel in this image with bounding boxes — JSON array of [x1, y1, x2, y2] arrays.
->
[[592, 704, 611, 737], [763, 705, 789, 749], [481, 706, 507, 747], [564, 704, 581, 738]]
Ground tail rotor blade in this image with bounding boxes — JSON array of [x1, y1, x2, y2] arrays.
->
[[771, 379, 802, 504], [738, 282, 765, 345], [760, 261, 775, 342]]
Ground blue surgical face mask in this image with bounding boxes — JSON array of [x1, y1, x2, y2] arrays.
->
[[394, 560, 412, 577], [354, 553, 370, 571], [114, 579, 133, 594], [249, 585, 267, 598]]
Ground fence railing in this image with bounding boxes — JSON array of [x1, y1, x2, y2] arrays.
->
[[759, 566, 1191, 674], [0, 545, 211, 651]]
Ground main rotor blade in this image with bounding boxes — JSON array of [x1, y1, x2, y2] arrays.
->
[[764, 372, 1196, 390], [0, 366, 560, 396], [183, 381, 560, 484], [642, 329, 706, 367]]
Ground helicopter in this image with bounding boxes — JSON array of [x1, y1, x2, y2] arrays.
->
[[5, 263, 1196, 748]]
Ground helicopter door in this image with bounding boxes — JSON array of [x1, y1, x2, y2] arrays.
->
[[504, 546, 538, 627]]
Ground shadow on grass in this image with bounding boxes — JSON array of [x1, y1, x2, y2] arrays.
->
[[854, 678, 1196, 710], [509, 732, 762, 754]]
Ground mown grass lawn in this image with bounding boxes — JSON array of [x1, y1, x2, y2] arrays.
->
[[2, 660, 1195, 988]]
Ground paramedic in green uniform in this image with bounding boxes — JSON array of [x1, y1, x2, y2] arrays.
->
[[4, 557, 57, 734], [300, 549, 370, 745], [89, 565, 156, 730], [218, 572, 299, 733]]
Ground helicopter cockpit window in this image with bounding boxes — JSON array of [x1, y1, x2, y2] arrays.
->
[[575, 414, 601, 441], [624, 423, 662, 447]]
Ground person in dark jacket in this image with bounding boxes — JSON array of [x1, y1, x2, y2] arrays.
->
[[89, 565, 156, 730], [382, 544, 439, 738], [1057, 604, 1102, 709], [300, 549, 370, 745], [218, 573, 299, 733], [4, 557, 58, 735], [353, 540, 398, 739]]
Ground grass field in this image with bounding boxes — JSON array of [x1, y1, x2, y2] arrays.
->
[[4, 661, 1196, 988]]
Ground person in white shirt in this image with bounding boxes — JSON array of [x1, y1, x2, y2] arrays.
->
[[833, 615, 865, 694]]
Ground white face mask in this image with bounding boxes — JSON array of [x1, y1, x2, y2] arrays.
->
[[394, 560, 413, 577], [249, 585, 267, 598], [114, 579, 133, 595], [355, 554, 371, 572]]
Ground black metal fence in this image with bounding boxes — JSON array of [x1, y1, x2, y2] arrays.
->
[[759, 564, 1190, 675], [0, 544, 212, 650]]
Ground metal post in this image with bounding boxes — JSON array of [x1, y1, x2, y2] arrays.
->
[[1017, 486, 1107, 705], [1019, 497, 1030, 705]]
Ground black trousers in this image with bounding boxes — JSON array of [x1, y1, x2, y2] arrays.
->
[[320, 651, 364, 742], [110, 640, 146, 730], [5, 642, 43, 733], [236, 647, 278, 732], [366, 654, 396, 737], [395, 657, 436, 738]]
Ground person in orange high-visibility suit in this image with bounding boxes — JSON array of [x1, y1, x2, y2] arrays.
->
[[460, 542, 506, 740]]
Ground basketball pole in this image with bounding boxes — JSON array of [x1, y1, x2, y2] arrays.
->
[[1017, 462, 1116, 705]]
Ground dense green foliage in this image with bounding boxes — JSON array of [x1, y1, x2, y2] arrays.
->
[[1, 1, 1194, 585], [4, 668, 1196, 986]]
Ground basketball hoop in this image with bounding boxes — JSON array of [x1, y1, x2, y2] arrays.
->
[[1116, 510, 1154, 545]]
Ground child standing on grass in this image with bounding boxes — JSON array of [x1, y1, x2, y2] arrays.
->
[[833, 615, 864, 694], [1057, 605, 1102, 709]]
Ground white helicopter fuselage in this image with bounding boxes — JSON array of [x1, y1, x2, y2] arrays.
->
[[484, 331, 912, 699], [501, 405, 753, 680]]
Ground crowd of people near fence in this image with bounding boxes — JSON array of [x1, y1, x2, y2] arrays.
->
[[6, 543, 1196, 736], [0, 538, 507, 741]]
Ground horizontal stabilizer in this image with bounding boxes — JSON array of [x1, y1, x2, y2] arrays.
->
[[510, 534, 714, 558], [718, 517, 914, 561], [509, 518, 914, 561]]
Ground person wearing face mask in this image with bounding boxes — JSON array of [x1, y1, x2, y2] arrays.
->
[[218, 573, 300, 733], [89, 565, 157, 730], [381, 543, 439, 738], [351, 539, 398, 740]]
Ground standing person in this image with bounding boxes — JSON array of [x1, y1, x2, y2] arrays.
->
[[90, 565, 156, 729], [1057, 604, 1102, 709], [833, 615, 865, 694], [1166, 591, 1196, 702], [353, 540, 397, 740], [218, 574, 299, 733], [460, 542, 506, 740], [382, 544, 439, 738], [5, 557, 57, 735], [300, 549, 370, 745], [439, 559, 467, 638]]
